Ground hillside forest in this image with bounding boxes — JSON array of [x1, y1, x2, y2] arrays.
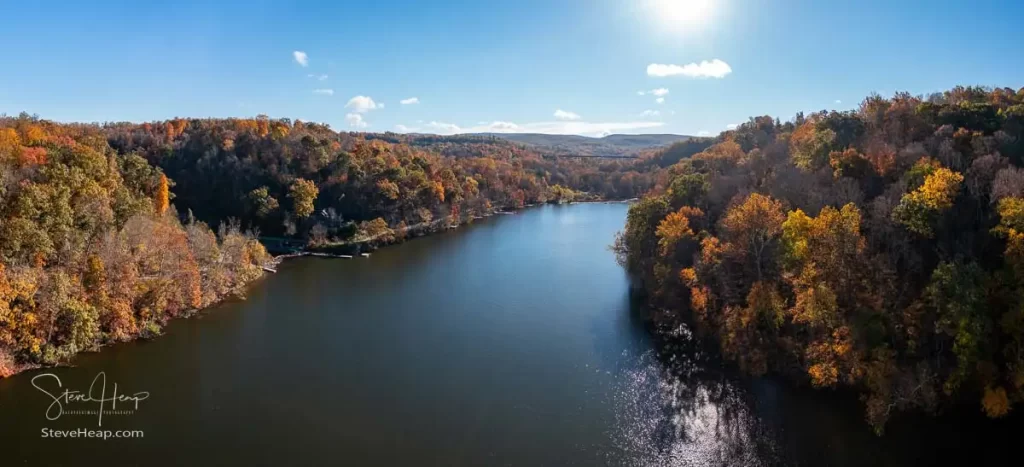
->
[[0, 113, 688, 377], [615, 85, 1024, 431]]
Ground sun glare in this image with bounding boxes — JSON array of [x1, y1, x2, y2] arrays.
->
[[649, 0, 715, 34]]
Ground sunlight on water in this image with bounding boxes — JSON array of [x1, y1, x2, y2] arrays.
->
[[609, 325, 781, 467]]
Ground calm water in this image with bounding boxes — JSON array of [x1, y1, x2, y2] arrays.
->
[[0, 203, 1018, 466]]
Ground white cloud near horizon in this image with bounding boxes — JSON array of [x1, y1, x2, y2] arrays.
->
[[394, 120, 665, 137], [426, 121, 462, 133], [345, 113, 367, 128], [638, 88, 669, 97], [698, 130, 710, 136], [400, 97, 420, 105], [553, 109, 581, 121], [312, 89, 334, 96], [293, 51, 308, 67], [647, 59, 732, 78], [345, 95, 379, 113], [726, 123, 739, 130]]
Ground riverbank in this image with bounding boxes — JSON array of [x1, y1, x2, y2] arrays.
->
[[0, 235, 272, 380], [270, 198, 638, 262], [2, 199, 637, 379]]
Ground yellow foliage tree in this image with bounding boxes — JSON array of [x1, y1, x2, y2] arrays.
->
[[155, 174, 170, 215], [720, 193, 786, 280], [892, 167, 964, 237], [0, 128, 21, 162], [288, 178, 319, 218], [655, 206, 703, 256]]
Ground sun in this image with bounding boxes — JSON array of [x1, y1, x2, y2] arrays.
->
[[649, 0, 716, 33]]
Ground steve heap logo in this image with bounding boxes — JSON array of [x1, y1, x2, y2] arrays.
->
[[31, 371, 150, 427]]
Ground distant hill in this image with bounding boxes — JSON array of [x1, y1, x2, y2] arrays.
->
[[471, 133, 695, 158], [362, 132, 700, 159]]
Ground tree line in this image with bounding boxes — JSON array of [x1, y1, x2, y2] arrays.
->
[[104, 117, 658, 248], [616, 85, 1024, 432]]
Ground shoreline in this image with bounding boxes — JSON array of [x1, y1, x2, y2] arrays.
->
[[268, 197, 638, 265], [2, 200, 636, 379], [0, 270, 269, 379]]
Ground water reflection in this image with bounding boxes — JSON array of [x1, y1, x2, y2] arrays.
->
[[610, 314, 782, 467]]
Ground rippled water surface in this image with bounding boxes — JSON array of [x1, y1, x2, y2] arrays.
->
[[0, 203, 1017, 466]]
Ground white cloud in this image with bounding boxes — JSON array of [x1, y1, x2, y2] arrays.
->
[[638, 88, 669, 97], [835, 99, 842, 104], [426, 121, 462, 133], [656, 98, 665, 104], [726, 123, 739, 130], [553, 109, 581, 121], [345, 95, 379, 113], [345, 113, 367, 128], [307, 74, 328, 80], [312, 89, 334, 96], [419, 120, 664, 137], [698, 130, 710, 136], [640, 110, 661, 117], [293, 51, 308, 67], [647, 59, 732, 78], [400, 97, 420, 105], [395, 124, 413, 132], [379, 103, 385, 109], [489, 121, 520, 131]]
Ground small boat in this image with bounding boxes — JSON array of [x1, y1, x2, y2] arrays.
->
[[361, 253, 371, 258]]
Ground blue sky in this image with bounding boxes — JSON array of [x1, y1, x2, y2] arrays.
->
[[1, 0, 1022, 136]]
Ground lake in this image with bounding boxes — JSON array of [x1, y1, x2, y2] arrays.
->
[[0, 203, 1017, 466]]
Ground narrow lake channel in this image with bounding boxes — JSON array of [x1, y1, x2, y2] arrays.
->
[[0, 203, 1018, 466]]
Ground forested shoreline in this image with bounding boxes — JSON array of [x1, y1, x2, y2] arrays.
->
[[616, 85, 1024, 432], [0, 117, 269, 377], [0, 113, 684, 377], [7, 84, 1021, 436]]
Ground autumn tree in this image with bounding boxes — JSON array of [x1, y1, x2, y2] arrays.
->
[[155, 173, 170, 215], [357, 218, 394, 245], [288, 178, 319, 219], [719, 193, 786, 281], [247, 186, 280, 218], [892, 167, 963, 237]]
